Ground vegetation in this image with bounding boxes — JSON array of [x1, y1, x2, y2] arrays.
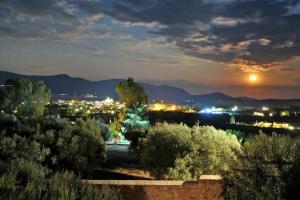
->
[[0, 78, 120, 199], [115, 77, 147, 108], [2, 77, 300, 199], [0, 165, 121, 200], [141, 123, 241, 179], [0, 116, 106, 176], [111, 78, 149, 145], [223, 133, 300, 200], [0, 115, 118, 199], [0, 78, 51, 117]]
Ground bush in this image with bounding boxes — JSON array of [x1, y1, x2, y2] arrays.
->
[[0, 168, 122, 200], [223, 133, 299, 200], [37, 118, 106, 175], [141, 123, 191, 179], [49, 172, 122, 200], [0, 78, 51, 117], [0, 116, 106, 176], [0, 159, 49, 200], [142, 123, 240, 179], [286, 141, 300, 198], [0, 130, 50, 172], [168, 126, 241, 180]]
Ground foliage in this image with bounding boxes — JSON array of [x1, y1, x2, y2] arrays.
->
[[0, 166, 122, 200], [110, 109, 127, 134], [0, 130, 50, 173], [0, 115, 116, 199], [141, 123, 240, 179], [122, 105, 149, 153], [0, 159, 49, 200], [229, 115, 235, 124], [141, 123, 191, 179], [115, 78, 147, 108], [48, 172, 122, 200], [36, 118, 106, 175], [0, 116, 106, 176], [0, 78, 51, 117], [96, 120, 111, 141], [286, 140, 300, 198], [168, 126, 241, 180], [122, 104, 149, 134], [223, 133, 299, 200], [225, 129, 244, 143]]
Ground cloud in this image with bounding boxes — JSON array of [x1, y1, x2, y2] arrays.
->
[[95, 0, 300, 72], [2, 0, 300, 72]]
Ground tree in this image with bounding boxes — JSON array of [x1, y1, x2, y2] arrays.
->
[[0, 116, 106, 176], [230, 115, 236, 124], [168, 126, 240, 180], [0, 159, 49, 200], [37, 118, 106, 175], [0, 78, 51, 117], [223, 133, 298, 200], [112, 78, 148, 142], [0, 162, 122, 200], [286, 139, 300, 199], [122, 104, 149, 133], [123, 105, 150, 154], [141, 123, 191, 179], [115, 78, 147, 108], [141, 123, 240, 179]]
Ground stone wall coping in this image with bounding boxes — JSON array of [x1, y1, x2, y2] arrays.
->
[[82, 175, 222, 186]]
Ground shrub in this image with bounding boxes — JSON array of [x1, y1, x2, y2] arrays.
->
[[142, 123, 240, 179], [0, 159, 49, 200], [49, 172, 122, 200], [0, 78, 51, 117], [0, 168, 122, 200], [0, 130, 50, 172], [38, 118, 106, 175], [223, 133, 298, 200], [0, 116, 106, 176]]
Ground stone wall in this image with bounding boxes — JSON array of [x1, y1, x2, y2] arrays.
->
[[84, 175, 223, 200]]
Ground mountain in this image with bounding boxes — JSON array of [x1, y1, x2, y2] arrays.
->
[[192, 92, 300, 108], [1, 71, 300, 108], [0, 71, 190, 102]]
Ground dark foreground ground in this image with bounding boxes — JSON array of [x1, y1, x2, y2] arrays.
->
[[91, 144, 152, 180]]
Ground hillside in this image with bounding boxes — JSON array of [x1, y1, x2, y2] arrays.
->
[[1, 71, 300, 108]]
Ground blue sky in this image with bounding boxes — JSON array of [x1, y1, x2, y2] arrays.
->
[[1, 0, 300, 98]]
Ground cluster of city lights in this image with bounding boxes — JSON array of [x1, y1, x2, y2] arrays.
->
[[199, 106, 239, 115], [148, 102, 196, 113], [254, 121, 295, 130], [54, 97, 125, 115]]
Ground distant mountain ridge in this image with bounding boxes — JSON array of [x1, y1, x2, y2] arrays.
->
[[1, 71, 300, 108]]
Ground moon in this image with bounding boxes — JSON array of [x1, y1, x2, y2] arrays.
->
[[249, 74, 258, 82]]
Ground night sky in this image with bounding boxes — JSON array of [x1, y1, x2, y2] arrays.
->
[[1, 0, 300, 99]]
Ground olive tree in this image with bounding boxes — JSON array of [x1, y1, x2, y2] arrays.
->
[[115, 77, 147, 108], [142, 123, 240, 180], [223, 133, 298, 200], [0, 78, 51, 117]]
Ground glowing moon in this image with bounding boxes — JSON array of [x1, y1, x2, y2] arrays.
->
[[249, 74, 258, 82]]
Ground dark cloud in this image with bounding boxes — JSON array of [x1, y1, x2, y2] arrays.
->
[[0, 0, 102, 40], [90, 0, 300, 71], [2, 0, 300, 71]]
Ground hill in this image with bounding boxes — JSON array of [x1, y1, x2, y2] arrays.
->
[[1, 71, 300, 108]]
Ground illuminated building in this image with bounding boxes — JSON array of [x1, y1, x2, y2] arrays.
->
[[280, 111, 290, 117], [253, 112, 264, 117], [262, 106, 269, 111], [254, 121, 296, 130]]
